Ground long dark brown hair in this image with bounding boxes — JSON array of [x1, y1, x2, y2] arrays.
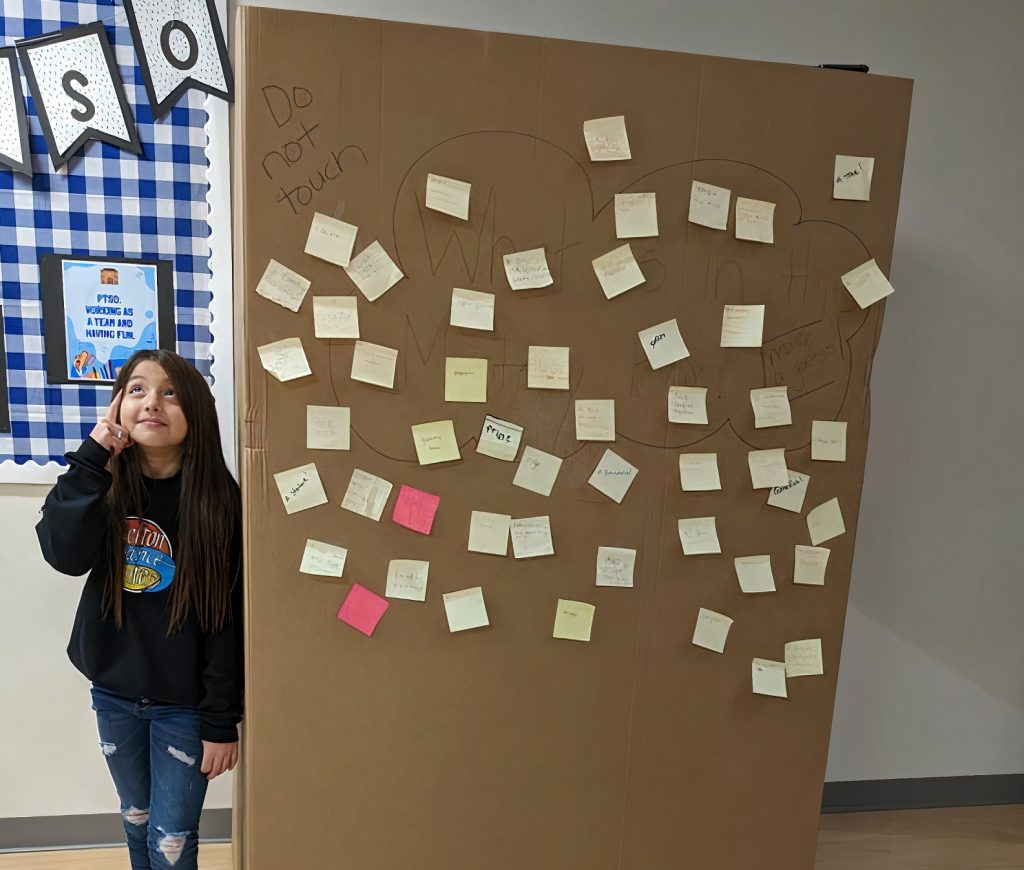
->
[[101, 349, 240, 636]]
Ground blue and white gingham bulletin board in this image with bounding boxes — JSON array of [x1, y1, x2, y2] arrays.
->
[[0, 0, 214, 471]]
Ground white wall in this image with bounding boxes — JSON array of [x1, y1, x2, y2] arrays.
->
[[2, 0, 1022, 824]]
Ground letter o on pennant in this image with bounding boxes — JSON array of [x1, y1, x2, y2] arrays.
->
[[159, 20, 199, 72]]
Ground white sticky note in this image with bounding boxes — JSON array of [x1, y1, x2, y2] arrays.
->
[[385, 560, 429, 602], [411, 420, 461, 465], [785, 639, 824, 677], [638, 319, 690, 370], [503, 248, 553, 290], [351, 340, 398, 389], [425, 173, 471, 220], [688, 180, 731, 230], [444, 357, 487, 403], [255, 259, 311, 312], [304, 213, 358, 267], [257, 337, 312, 382], [344, 241, 404, 302], [794, 545, 830, 586], [748, 448, 789, 489], [313, 296, 359, 339], [678, 453, 721, 492], [513, 446, 563, 497], [615, 192, 658, 238], [668, 387, 709, 425], [750, 387, 792, 428], [299, 539, 347, 577], [752, 658, 788, 698], [592, 243, 645, 300], [306, 405, 350, 451], [841, 259, 895, 309], [587, 449, 638, 504], [273, 463, 329, 515], [511, 516, 555, 559], [677, 517, 721, 555], [595, 546, 636, 588], [450, 287, 495, 331], [766, 470, 810, 513], [692, 608, 733, 654], [735, 197, 775, 243], [443, 586, 489, 632], [583, 115, 631, 161], [833, 155, 874, 201], [468, 511, 512, 556], [721, 304, 765, 348], [812, 420, 848, 461], [807, 497, 845, 545], [340, 468, 393, 521], [477, 416, 523, 462], [553, 599, 595, 642], [527, 346, 570, 390], [734, 555, 776, 593], [575, 399, 616, 442]]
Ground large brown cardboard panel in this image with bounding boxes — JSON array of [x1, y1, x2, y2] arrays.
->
[[234, 8, 912, 869]]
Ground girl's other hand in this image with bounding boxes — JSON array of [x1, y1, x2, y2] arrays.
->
[[89, 389, 133, 456], [200, 740, 239, 781]]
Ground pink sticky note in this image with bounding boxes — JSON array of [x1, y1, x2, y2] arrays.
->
[[337, 583, 389, 636], [392, 484, 441, 535]]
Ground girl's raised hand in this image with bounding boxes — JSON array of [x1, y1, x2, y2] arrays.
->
[[90, 389, 133, 456]]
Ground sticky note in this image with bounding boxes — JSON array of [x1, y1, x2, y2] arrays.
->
[[273, 463, 328, 515], [392, 484, 440, 535], [344, 241, 404, 302], [313, 296, 359, 339], [468, 511, 512, 556], [766, 470, 810, 513], [304, 212, 358, 266], [306, 405, 350, 451], [841, 259, 895, 309], [299, 539, 347, 577], [450, 287, 495, 331], [351, 340, 398, 389], [587, 449, 638, 504], [807, 497, 845, 545], [794, 545, 830, 586], [583, 115, 631, 161], [575, 399, 616, 441], [527, 346, 570, 390], [812, 420, 848, 461], [385, 560, 429, 602], [340, 468, 393, 521], [337, 583, 389, 637], [752, 658, 788, 698], [833, 155, 874, 201], [678, 453, 721, 492], [734, 555, 776, 593], [443, 586, 489, 632], [639, 319, 689, 369], [735, 197, 775, 243], [615, 192, 658, 239], [748, 448, 789, 489], [677, 517, 721, 555], [785, 639, 824, 677], [553, 599, 595, 642], [692, 608, 733, 654], [595, 546, 636, 587], [425, 172, 471, 220], [477, 415, 523, 462], [689, 180, 731, 230], [503, 248, 553, 290], [257, 337, 312, 382], [255, 259, 310, 312], [750, 387, 792, 428], [721, 304, 765, 347], [445, 357, 488, 403], [668, 387, 709, 425], [411, 420, 461, 465], [592, 243, 645, 299], [510, 516, 555, 559], [513, 446, 563, 497]]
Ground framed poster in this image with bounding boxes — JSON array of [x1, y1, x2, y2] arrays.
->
[[40, 253, 175, 385]]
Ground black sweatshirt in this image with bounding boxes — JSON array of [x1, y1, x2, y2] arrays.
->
[[36, 436, 243, 743]]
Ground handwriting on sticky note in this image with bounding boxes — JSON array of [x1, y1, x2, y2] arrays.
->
[[669, 386, 709, 424], [639, 319, 689, 369], [444, 357, 487, 403], [812, 420, 848, 461], [785, 639, 824, 677], [587, 449, 638, 503], [443, 586, 489, 632], [592, 243, 645, 299], [510, 516, 555, 559], [257, 337, 312, 382], [735, 197, 775, 244], [677, 517, 721, 555], [752, 658, 788, 698], [750, 387, 792, 428], [766, 470, 810, 513], [527, 346, 569, 390], [344, 241, 404, 302], [313, 296, 359, 338], [841, 259, 894, 309], [615, 192, 658, 238], [468, 511, 511, 556], [689, 180, 731, 230], [477, 415, 522, 462], [273, 462, 328, 515], [425, 173, 471, 220], [306, 405, 350, 450], [299, 539, 347, 577], [833, 155, 874, 201], [450, 287, 495, 331], [692, 608, 733, 653], [255, 259, 310, 312], [678, 453, 721, 491], [575, 399, 615, 442], [503, 248, 553, 290], [583, 115, 630, 161], [304, 212, 358, 266], [411, 420, 461, 465], [351, 340, 398, 389], [385, 560, 429, 602], [340, 468, 393, 521], [595, 546, 636, 587], [721, 304, 765, 347], [513, 446, 563, 496], [553, 599, 595, 642]]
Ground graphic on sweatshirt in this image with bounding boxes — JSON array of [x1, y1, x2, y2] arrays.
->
[[123, 517, 176, 593]]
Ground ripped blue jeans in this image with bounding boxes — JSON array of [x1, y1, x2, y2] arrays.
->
[[90, 683, 210, 869]]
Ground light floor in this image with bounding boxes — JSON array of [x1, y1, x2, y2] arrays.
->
[[2, 805, 1023, 869]]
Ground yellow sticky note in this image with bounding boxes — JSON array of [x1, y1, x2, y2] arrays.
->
[[735, 197, 775, 243], [304, 212, 358, 266], [553, 599, 595, 642], [411, 420, 461, 465], [351, 340, 398, 389], [689, 180, 731, 230], [425, 173, 471, 220], [583, 115, 630, 161], [444, 357, 487, 403]]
